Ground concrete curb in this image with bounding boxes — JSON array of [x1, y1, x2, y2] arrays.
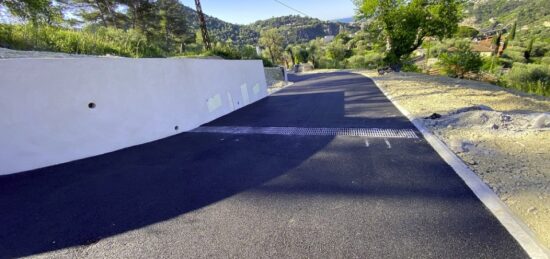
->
[[358, 72, 550, 259], [268, 81, 295, 95]]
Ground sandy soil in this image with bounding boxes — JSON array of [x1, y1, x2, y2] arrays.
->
[[357, 70, 550, 249]]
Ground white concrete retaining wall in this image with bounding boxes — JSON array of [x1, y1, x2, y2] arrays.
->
[[0, 58, 267, 175]]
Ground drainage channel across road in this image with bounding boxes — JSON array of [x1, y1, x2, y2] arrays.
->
[[0, 72, 529, 258], [192, 126, 419, 138]]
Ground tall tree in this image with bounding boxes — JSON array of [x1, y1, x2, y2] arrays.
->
[[524, 38, 534, 61], [510, 21, 517, 41], [360, 0, 461, 69], [1, 0, 62, 24], [285, 45, 296, 67], [492, 33, 501, 56], [259, 28, 284, 65], [67, 0, 122, 27], [157, 0, 191, 52], [120, 0, 158, 33], [326, 39, 347, 67], [501, 36, 509, 55]]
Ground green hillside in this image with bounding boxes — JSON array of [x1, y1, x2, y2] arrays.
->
[[465, 0, 550, 41], [181, 5, 359, 45]]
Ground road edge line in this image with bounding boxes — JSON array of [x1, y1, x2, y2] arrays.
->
[[358, 72, 549, 259]]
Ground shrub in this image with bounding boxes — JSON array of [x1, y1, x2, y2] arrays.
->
[[504, 63, 550, 96], [425, 41, 448, 58], [499, 57, 514, 68], [317, 56, 336, 69], [531, 41, 549, 58], [239, 45, 260, 60], [501, 50, 527, 63], [364, 52, 383, 68], [401, 63, 421, 72], [438, 43, 482, 78], [481, 57, 503, 73], [455, 26, 479, 38], [347, 55, 367, 69], [261, 57, 275, 67], [295, 49, 309, 64], [505, 45, 525, 53], [0, 23, 164, 57], [541, 57, 550, 66], [202, 42, 242, 59]]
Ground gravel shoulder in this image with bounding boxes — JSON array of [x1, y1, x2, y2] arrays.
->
[[357, 70, 550, 250]]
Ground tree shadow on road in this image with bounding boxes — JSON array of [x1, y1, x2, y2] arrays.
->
[[0, 132, 335, 258]]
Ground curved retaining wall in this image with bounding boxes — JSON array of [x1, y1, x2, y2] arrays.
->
[[0, 58, 267, 175]]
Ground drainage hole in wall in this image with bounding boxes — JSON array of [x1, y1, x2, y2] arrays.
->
[[175, 126, 179, 131], [88, 102, 96, 109]]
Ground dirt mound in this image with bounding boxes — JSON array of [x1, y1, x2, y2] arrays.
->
[[424, 105, 550, 131]]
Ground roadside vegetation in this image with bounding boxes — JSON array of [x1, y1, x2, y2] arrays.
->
[[0, 0, 549, 96], [0, 0, 269, 62]]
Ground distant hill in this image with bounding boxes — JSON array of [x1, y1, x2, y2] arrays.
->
[[333, 17, 355, 23], [182, 6, 359, 45], [464, 0, 550, 40]]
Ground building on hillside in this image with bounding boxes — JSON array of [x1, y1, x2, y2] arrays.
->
[[471, 37, 505, 57], [475, 24, 510, 40], [323, 35, 335, 43], [471, 38, 494, 57]]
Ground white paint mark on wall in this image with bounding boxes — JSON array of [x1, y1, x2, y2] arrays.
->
[[241, 83, 250, 105], [253, 83, 260, 95], [226, 92, 235, 111], [207, 94, 222, 112], [384, 138, 392, 149]]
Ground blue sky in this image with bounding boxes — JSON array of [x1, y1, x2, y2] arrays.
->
[[180, 0, 357, 24]]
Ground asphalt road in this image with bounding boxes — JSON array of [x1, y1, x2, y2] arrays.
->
[[0, 72, 527, 258]]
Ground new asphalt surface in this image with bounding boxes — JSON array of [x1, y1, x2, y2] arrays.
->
[[0, 72, 527, 258]]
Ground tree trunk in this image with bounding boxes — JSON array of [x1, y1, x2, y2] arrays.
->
[[132, 3, 138, 30], [287, 49, 295, 66], [93, 0, 108, 27], [268, 46, 275, 65], [105, 2, 118, 29]]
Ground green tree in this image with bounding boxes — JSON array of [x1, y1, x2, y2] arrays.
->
[[120, 0, 158, 33], [296, 48, 309, 64], [326, 39, 347, 68], [259, 28, 284, 65], [360, 0, 461, 69], [455, 26, 479, 38], [239, 45, 259, 60], [510, 21, 517, 41], [1, 0, 62, 24], [524, 38, 534, 61], [492, 33, 501, 56], [285, 45, 296, 66], [67, 0, 123, 28], [501, 36, 509, 54], [307, 39, 322, 68], [157, 0, 191, 53], [439, 42, 482, 78]]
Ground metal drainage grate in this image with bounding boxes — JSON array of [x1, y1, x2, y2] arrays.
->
[[192, 126, 418, 139]]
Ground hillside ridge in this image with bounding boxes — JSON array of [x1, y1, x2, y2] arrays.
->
[[181, 5, 359, 45]]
